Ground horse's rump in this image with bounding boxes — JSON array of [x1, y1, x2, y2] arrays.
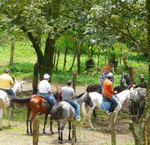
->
[[0, 98, 7, 115]]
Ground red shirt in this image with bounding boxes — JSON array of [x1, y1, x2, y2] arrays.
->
[[103, 79, 114, 98]]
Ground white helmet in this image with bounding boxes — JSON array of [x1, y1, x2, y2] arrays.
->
[[107, 72, 113, 78], [44, 74, 50, 79]]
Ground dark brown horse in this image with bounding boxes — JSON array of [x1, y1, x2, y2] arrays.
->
[[12, 88, 63, 134]]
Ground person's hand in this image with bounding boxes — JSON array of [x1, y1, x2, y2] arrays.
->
[[72, 96, 75, 100], [114, 91, 117, 94]]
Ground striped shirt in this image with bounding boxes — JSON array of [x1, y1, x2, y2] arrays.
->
[[101, 72, 114, 86]]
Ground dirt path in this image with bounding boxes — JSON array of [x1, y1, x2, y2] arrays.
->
[[21, 79, 87, 95], [0, 120, 134, 145]]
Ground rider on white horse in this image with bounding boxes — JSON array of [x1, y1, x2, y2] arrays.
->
[[0, 69, 16, 108], [103, 72, 118, 115]]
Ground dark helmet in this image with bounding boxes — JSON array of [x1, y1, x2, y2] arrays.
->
[[5, 68, 10, 73]]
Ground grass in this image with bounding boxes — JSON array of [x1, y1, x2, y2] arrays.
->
[[0, 41, 148, 87]]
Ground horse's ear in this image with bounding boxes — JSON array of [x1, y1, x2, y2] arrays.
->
[[20, 81, 24, 84]]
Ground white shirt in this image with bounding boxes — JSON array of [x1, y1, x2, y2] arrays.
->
[[38, 80, 51, 93]]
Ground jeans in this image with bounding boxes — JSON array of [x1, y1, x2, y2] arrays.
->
[[138, 102, 145, 117], [101, 85, 103, 94], [64, 99, 80, 119], [1, 88, 16, 106], [108, 95, 118, 112], [39, 93, 56, 105]]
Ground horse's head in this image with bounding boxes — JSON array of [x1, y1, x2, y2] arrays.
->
[[121, 73, 131, 88], [13, 81, 24, 94], [84, 93, 93, 107]]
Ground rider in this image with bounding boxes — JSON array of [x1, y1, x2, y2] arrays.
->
[[0, 68, 16, 108], [101, 66, 114, 93], [103, 72, 118, 115], [39, 74, 56, 105], [62, 80, 81, 121]]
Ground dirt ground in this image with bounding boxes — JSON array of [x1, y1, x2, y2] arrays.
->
[[0, 80, 134, 145]]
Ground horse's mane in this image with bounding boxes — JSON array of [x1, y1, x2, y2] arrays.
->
[[75, 93, 84, 99]]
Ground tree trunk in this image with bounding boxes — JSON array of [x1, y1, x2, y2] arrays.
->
[[97, 46, 101, 67], [77, 42, 82, 74], [63, 46, 68, 71], [9, 41, 15, 66], [69, 40, 77, 72], [33, 62, 39, 94], [138, 1, 150, 144], [129, 67, 136, 83], [56, 48, 61, 71], [120, 47, 122, 65], [53, 47, 57, 66]]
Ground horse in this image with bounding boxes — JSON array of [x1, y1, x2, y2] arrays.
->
[[114, 73, 132, 93], [51, 92, 93, 143], [0, 80, 24, 130], [130, 87, 146, 118], [86, 73, 132, 118], [81, 90, 131, 128], [12, 88, 63, 134], [86, 73, 132, 95]]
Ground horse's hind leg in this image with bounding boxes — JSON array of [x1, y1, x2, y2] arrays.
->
[[50, 116, 54, 134], [26, 103, 31, 134], [58, 122, 61, 140], [30, 113, 37, 134], [0, 114, 3, 130], [43, 114, 48, 134], [93, 109, 97, 119], [68, 121, 71, 140]]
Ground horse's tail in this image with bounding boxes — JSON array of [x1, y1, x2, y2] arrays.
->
[[12, 97, 31, 104], [0, 98, 7, 115], [81, 102, 90, 118], [51, 103, 63, 120]]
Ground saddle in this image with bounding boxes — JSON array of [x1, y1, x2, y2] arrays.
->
[[102, 94, 111, 103]]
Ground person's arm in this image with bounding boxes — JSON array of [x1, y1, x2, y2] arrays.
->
[[72, 89, 76, 99], [109, 83, 117, 94], [101, 73, 104, 85], [112, 75, 114, 84], [48, 83, 52, 94], [10, 78, 14, 88]]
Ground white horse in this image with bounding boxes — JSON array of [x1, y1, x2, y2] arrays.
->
[[81, 90, 131, 128], [0, 80, 23, 130]]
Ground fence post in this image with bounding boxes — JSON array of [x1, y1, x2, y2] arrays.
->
[[72, 115, 76, 145], [33, 116, 40, 145], [129, 67, 138, 122], [111, 111, 116, 145], [73, 71, 77, 93]]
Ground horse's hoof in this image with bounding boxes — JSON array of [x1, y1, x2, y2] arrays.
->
[[0, 127, 3, 130], [59, 140, 63, 144], [68, 138, 71, 141], [51, 131, 54, 134], [43, 131, 46, 134], [9, 124, 11, 127]]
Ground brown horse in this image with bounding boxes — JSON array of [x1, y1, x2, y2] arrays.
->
[[12, 88, 63, 134]]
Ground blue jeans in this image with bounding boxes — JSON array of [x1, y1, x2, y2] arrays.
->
[[101, 85, 103, 94], [64, 99, 80, 119], [108, 95, 118, 112], [39, 93, 56, 105], [138, 102, 145, 117]]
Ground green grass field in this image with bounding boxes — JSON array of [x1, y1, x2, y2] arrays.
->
[[0, 41, 148, 86]]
